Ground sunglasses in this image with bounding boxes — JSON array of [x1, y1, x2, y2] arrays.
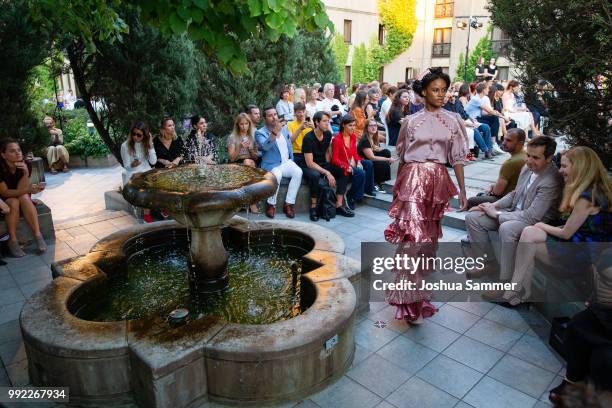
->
[[132, 132, 144, 138]]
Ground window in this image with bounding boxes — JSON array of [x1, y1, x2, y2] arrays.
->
[[405, 67, 415, 82], [344, 20, 352, 44], [378, 24, 385, 45], [497, 67, 509, 81], [432, 28, 452, 57], [491, 27, 511, 57], [435, 0, 454, 18], [345, 66, 352, 86], [378, 67, 384, 83]]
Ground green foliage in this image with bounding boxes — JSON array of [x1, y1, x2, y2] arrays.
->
[[195, 28, 339, 138], [66, 8, 199, 163], [28, 0, 332, 73], [454, 28, 496, 82], [331, 34, 350, 82], [63, 116, 110, 158], [489, 0, 611, 165], [352, 44, 369, 84], [0, 0, 49, 153], [363, 0, 416, 81]]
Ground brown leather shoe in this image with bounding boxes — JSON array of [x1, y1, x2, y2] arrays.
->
[[481, 290, 506, 302], [466, 263, 499, 279], [283, 203, 295, 218], [265, 204, 276, 218]]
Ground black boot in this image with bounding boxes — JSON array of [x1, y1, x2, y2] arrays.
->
[[309, 207, 319, 222]]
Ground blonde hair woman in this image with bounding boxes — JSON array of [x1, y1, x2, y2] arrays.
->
[[227, 113, 260, 213], [153, 117, 184, 168], [487, 146, 612, 306]]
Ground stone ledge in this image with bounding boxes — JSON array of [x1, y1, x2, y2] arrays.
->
[[0, 202, 55, 243]]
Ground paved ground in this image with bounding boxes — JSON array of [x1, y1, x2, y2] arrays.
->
[[0, 162, 565, 408]]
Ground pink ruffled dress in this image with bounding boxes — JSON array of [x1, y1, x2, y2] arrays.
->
[[384, 108, 468, 322]]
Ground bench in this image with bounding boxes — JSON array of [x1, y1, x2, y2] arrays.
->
[[0, 202, 55, 244]]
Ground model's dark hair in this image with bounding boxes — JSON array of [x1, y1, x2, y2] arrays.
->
[[412, 67, 451, 97], [339, 114, 355, 133]]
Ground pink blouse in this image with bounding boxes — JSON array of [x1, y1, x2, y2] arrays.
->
[[396, 108, 469, 167]]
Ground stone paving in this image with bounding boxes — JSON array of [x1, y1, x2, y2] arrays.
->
[[0, 165, 565, 408]]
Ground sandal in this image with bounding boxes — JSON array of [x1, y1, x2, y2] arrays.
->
[[8, 240, 25, 257], [35, 235, 47, 254]]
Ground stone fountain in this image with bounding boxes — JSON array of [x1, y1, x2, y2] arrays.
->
[[122, 164, 277, 297], [20, 164, 370, 407]]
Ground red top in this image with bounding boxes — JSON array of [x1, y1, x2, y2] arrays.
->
[[331, 132, 361, 176]]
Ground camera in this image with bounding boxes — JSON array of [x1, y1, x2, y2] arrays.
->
[[305, 116, 311, 122], [331, 105, 339, 112]]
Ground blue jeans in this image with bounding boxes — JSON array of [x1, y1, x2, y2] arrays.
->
[[361, 159, 375, 195], [474, 124, 493, 153], [477, 115, 500, 143], [347, 166, 366, 202]]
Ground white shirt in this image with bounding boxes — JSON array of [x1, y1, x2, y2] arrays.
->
[[320, 97, 342, 117], [516, 172, 538, 210], [120, 141, 157, 184], [380, 98, 392, 127], [305, 101, 323, 119], [276, 134, 289, 162]]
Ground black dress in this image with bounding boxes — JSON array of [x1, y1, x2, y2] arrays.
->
[[153, 136, 184, 168], [357, 137, 391, 185]]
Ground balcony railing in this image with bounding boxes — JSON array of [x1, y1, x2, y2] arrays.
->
[[432, 43, 451, 58], [491, 39, 511, 57], [435, 3, 454, 18]]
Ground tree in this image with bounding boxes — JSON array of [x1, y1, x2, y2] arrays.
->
[[195, 28, 339, 141], [0, 0, 50, 153], [454, 30, 496, 82], [28, 0, 332, 73], [489, 0, 611, 166], [65, 9, 199, 164]]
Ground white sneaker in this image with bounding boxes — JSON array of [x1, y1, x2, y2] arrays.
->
[[492, 144, 506, 155]]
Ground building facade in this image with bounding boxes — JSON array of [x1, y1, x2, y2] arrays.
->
[[324, 0, 514, 85]]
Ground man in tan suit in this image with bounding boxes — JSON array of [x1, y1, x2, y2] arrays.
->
[[465, 136, 563, 291]]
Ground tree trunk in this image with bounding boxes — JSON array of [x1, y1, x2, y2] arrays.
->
[[66, 42, 123, 165]]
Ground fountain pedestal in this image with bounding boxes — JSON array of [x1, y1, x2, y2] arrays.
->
[[188, 227, 229, 295]]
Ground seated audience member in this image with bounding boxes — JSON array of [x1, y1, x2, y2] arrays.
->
[[444, 88, 494, 159], [331, 115, 368, 210], [380, 86, 398, 143], [121, 121, 157, 223], [366, 87, 381, 121], [466, 128, 526, 208], [386, 89, 411, 146], [287, 103, 313, 168], [301, 112, 352, 220], [293, 87, 306, 105], [246, 104, 261, 128], [185, 115, 217, 164], [349, 90, 368, 138], [464, 136, 563, 282], [305, 86, 323, 120], [154, 117, 184, 168], [549, 255, 612, 402], [0, 138, 47, 256], [488, 82, 510, 139], [43, 116, 70, 174], [320, 83, 343, 123], [483, 146, 611, 305], [503, 80, 542, 137], [359, 119, 395, 192], [227, 113, 260, 213], [121, 121, 157, 183], [465, 82, 508, 154], [255, 106, 302, 219], [0, 199, 9, 264], [276, 87, 295, 122]]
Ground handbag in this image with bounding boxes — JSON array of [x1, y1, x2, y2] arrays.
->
[[316, 177, 336, 221]]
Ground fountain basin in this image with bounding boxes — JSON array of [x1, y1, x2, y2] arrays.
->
[[21, 217, 369, 407]]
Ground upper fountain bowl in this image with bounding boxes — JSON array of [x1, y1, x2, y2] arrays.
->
[[122, 164, 277, 215]]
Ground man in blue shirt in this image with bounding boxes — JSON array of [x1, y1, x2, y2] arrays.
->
[[255, 106, 303, 219]]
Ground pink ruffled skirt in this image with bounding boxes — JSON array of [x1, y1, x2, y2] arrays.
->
[[384, 162, 458, 322]]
